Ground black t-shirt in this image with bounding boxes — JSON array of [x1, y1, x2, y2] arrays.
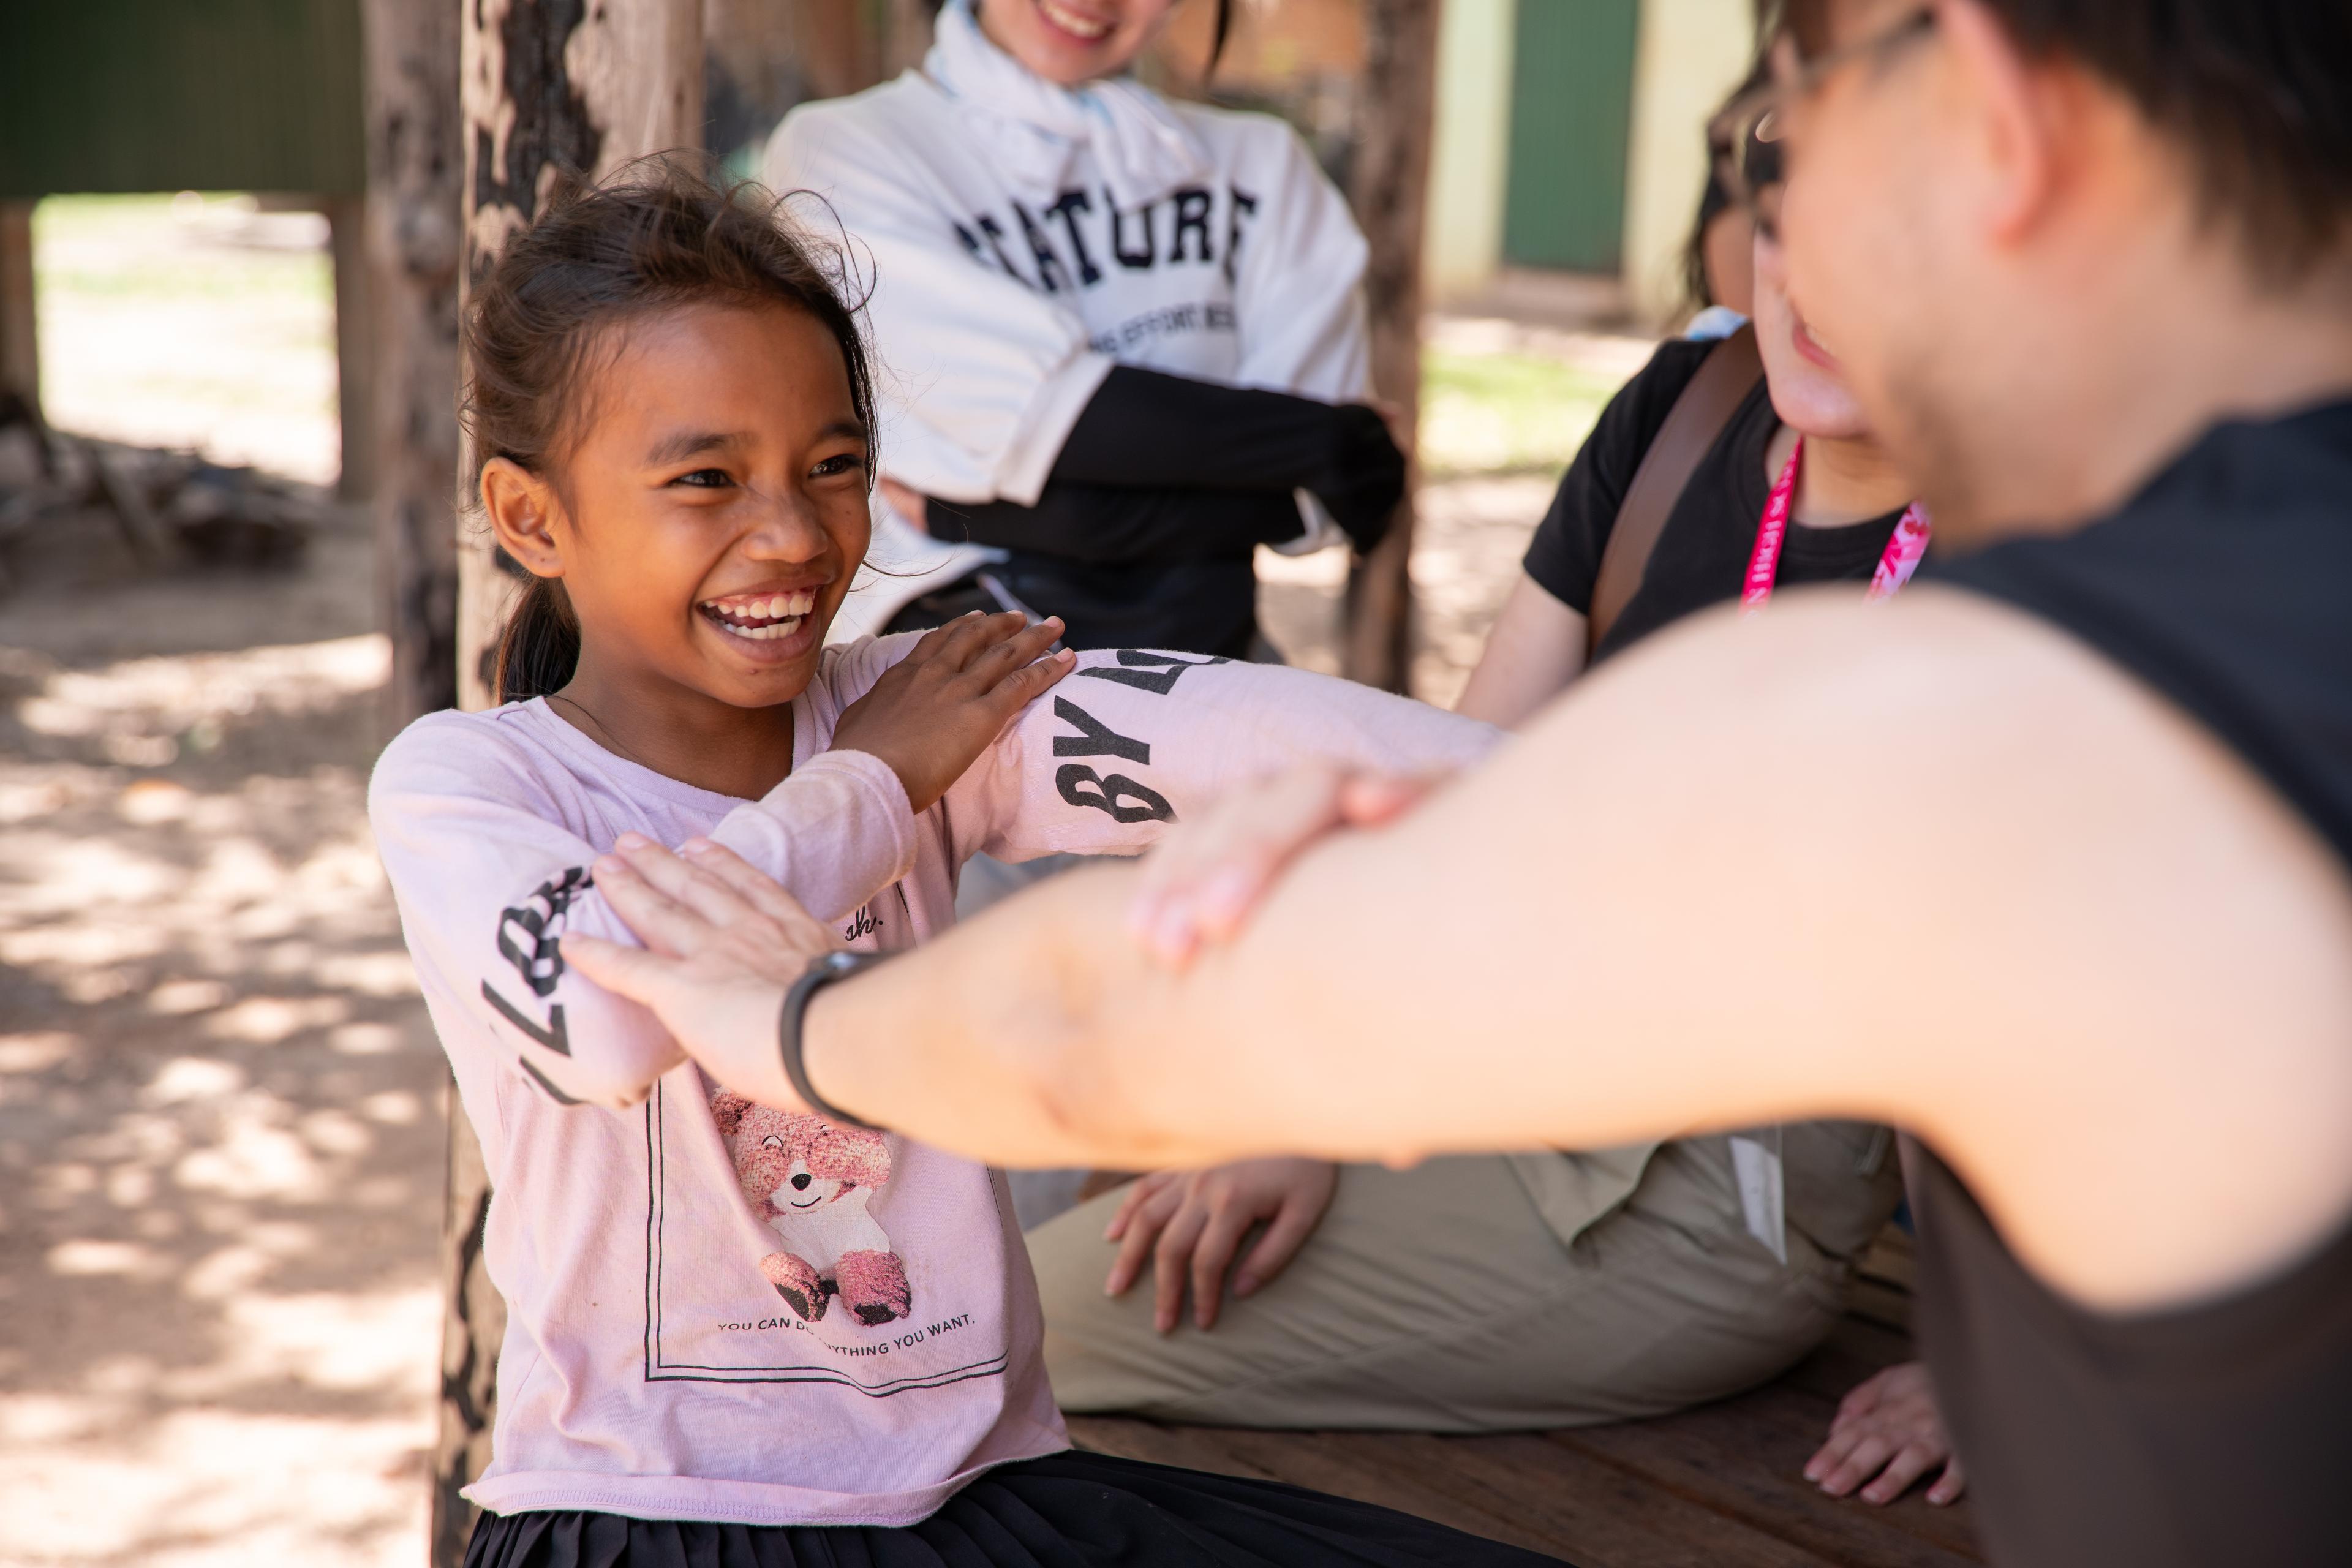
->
[[1914, 399, 2352, 1568], [1522, 338, 1909, 664]]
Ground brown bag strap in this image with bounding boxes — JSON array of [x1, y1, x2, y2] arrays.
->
[[1586, 325, 1764, 654]]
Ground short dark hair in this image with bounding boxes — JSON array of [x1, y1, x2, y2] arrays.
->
[[1776, 0, 2352, 282], [461, 156, 876, 703]]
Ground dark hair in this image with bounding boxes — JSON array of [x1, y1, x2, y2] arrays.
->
[[462, 156, 878, 704], [1774, 0, 2352, 283], [1683, 53, 1776, 315]]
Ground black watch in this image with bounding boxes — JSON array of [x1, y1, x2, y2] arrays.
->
[[778, 949, 888, 1129]]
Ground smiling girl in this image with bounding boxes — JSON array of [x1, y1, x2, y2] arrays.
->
[[366, 164, 1539, 1568]]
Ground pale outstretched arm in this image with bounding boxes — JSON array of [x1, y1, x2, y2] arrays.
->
[[579, 587, 2352, 1316]]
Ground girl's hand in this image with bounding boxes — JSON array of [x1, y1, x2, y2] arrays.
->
[[1127, 762, 1442, 968], [1101, 1158, 1339, 1332], [562, 835, 838, 1110], [832, 611, 1076, 812], [1805, 1360, 1967, 1506]]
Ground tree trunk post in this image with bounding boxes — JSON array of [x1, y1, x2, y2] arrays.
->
[[361, 0, 464, 733], [421, 6, 704, 1562], [454, 0, 706, 710], [359, 2, 467, 1561], [0, 200, 38, 421], [1341, 0, 1441, 696], [328, 197, 379, 503]]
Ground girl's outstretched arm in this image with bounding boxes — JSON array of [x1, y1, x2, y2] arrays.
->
[[938, 649, 1499, 871], [579, 588, 2352, 1317]]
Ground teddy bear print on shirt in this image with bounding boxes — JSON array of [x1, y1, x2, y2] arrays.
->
[[712, 1091, 913, 1326]]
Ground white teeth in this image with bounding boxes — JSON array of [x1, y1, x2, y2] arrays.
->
[[720, 616, 804, 642], [1039, 0, 1110, 40]]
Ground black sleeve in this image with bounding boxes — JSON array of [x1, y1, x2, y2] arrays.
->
[[1052, 365, 1404, 550], [930, 484, 1308, 565], [1521, 339, 1717, 613]]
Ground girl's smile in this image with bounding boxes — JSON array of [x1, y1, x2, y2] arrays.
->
[[698, 586, 825, 649]]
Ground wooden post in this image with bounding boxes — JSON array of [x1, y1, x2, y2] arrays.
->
[[359, 2, 467, 1562], [455, 0, 706, 710], [423, 6, 704, 1562], [881, 0, 938, 76], [0, 200, 38, 421], [1341, 0, 1441, 696], [328, 198, 378, 502], [360, 0, 464, 733]]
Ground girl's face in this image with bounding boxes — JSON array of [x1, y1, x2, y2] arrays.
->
[[488, 300, 871, 712], [978, 0, 1182, 86], [1752, 227, 1872, 441]]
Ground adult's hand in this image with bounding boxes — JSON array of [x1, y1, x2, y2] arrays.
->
[[1806, 1360, 1967, 1506], [1102, 1158, 1339, 1332], [562, 835, 840, 1110], [1126, 761, 1442, 968]]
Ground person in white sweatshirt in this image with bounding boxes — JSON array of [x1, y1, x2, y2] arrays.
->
[[768, 0, 1405, 657]]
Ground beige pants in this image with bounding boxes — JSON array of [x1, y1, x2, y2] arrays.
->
[[1030, 1126, 1901, 1431]]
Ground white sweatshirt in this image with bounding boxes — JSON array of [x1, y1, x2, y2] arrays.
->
[[766, 9, 1373, 510], [369, 637, 1497, 1526]]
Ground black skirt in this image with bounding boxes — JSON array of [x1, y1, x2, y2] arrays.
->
[[462, 1449, 1567, 1568]]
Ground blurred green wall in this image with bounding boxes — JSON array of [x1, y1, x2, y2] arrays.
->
[[0, 0, 364, 199]]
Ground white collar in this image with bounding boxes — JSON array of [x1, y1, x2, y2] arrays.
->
[[924, 0, 1211, 211]]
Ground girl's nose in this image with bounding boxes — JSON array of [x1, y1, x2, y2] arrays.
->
[[742, 484, 829, 559]]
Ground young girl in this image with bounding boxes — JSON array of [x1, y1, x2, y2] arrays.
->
[[368, 165, 1544, 1567], [769, 0, 1404, 656]]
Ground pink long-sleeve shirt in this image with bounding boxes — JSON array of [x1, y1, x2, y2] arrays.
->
[[369, 636, 1499, 1527]]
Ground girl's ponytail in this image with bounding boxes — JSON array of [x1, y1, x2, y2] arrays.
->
[[492, 574, 581, 704]]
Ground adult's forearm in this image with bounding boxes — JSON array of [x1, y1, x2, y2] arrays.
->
[[722, 589, 2352, 1321], [803, 861, 1236, 1169], [794, 596, 1951, 1177]]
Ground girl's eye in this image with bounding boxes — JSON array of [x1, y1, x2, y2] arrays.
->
[[673, 468, 733, 489], [809, 454, 861, 479]]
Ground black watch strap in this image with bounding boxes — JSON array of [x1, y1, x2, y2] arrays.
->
[[778, 949, 886, 1129]]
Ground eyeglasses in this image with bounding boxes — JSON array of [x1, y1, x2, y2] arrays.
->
[[1713, 5, 1939, 236]]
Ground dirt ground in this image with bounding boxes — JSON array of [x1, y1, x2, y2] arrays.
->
[[0, 196, 1644, 1567]]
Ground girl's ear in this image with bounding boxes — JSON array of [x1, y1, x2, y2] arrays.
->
[[482, 456, 566, 579]]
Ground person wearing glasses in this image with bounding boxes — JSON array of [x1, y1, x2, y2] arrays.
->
[[572, 2, 2352, 1561], [1008, 94, 1958, 1509]]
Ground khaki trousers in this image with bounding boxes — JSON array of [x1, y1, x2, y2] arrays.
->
[[1030, 1125, 1901, 1431]]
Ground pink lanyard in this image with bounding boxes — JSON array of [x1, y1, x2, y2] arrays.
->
[[1742, 435, 1932, 611]]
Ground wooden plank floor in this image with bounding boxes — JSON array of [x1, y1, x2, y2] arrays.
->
[[1067, 1228, 1981, 1567]]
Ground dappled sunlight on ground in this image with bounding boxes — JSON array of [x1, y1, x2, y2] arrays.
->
[[1, 523, 441, 1567]]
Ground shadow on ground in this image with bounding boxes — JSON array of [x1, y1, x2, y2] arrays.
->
[[0, 513, 442, 1567]]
